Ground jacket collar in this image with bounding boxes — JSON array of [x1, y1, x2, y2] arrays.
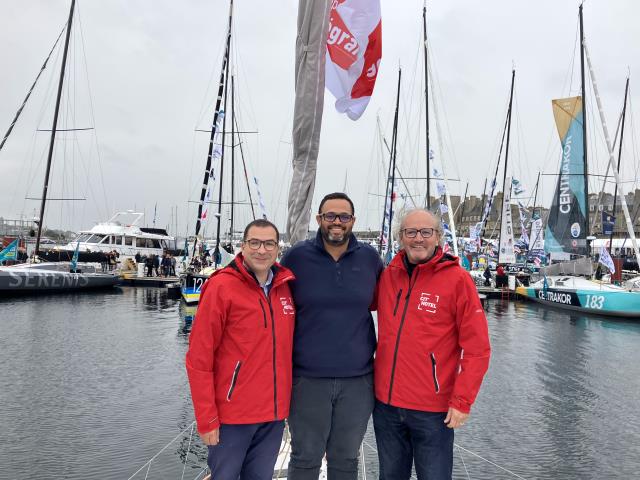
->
[[391, 247, 457, 273], [224, 253, 294, 288]]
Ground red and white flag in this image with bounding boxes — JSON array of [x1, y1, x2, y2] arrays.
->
[[325, 0, 382, 120]]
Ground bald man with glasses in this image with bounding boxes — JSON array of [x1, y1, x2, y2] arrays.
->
[[373, 208, 491, 480], [281, 192, 383, 480]]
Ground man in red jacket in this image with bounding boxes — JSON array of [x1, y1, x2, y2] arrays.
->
[[373, 208, 491, 480], [186, 219, 296, 480]]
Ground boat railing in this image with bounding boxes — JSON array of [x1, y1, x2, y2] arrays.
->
[[128, 420, 531, 480]]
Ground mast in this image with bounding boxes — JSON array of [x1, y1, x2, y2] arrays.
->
[[35, 0, 76, 256], [379, 68, 401, 255], [230, 74, 236, 245], [213, 26, 233, 266], [583, 42, 640, 268], [579, 3, 590, 237], [609, 76, 630, 253], [531, 171, 541, 216], [497, 69, 516, 259], [423, 2, 430, 209], [192, 0, 233, 258]]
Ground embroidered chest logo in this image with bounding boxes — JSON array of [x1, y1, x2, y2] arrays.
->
[[280, 297, 295, 315], [417, 292, 439, 314]]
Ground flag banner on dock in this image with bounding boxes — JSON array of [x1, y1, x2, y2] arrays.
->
[[499, 176, 516, 264], [545, 96, 588, 256], [602, 211, 615, 235], [0, 239, 18, 262], [512, 178, 526, 196], [529, 214, 545, 251], [517, 202, 529, 247], [325, 0, 382, 120], [70, 241, 80, 271], [599, 244, 616, 274]]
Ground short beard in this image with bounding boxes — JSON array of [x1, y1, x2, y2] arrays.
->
[[321, 227, 350, 246]]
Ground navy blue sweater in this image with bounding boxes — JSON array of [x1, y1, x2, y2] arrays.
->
[[280, 231, 383, 377]]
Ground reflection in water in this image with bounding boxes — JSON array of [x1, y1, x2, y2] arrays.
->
[[178, 301, 196, 336]]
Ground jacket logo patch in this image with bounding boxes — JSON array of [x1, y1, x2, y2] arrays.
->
[[418, 292, 439, 313], [280, 297, 295, 315]]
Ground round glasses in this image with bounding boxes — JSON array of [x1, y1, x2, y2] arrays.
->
[[401, 228, 435, 238], [244, 239, 278, 251], [320, 212, 353, 223]]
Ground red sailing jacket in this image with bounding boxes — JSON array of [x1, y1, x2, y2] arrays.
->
[[374, 248, 491, 414], [186, 255, 295, 433]]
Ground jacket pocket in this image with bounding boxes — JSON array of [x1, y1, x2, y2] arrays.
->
[[226, 361, 242, 401], [393, 289, 403, 316], [429, 353, 440, 394]]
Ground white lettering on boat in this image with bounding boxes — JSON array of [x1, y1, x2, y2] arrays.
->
[[538, 290, 573, 305], [5, 272, 91, 289], [559, 136, 573, 215]]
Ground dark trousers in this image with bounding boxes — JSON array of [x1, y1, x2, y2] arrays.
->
[[373, 400, 454, 480], [207, 420, 284, 480], [287, 374, 374, 480]]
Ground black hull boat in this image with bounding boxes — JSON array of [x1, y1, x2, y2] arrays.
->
[[0, 262, 118, 294]]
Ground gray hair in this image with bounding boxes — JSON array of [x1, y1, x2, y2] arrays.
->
[[392, 207, 444, 247]]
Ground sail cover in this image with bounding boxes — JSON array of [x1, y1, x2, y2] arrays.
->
[[325, 0, 382, 120], [545, 96, 588, 257], [287, 0, 332, 245]]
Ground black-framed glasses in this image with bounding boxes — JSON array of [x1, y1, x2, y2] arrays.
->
[[401, 228, 435, 238], [320, 212, 353, 223], [244, 239, 278, 251]]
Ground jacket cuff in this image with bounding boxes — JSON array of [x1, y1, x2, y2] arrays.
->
[[448, 397, 471, 414], [197, 416, 220, 434]]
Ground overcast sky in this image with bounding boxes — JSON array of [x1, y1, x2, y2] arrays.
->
[[1, 0, 639, 237]]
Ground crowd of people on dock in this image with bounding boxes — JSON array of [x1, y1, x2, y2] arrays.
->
[[186, 192, 492, 480], [134, 252, 176, 277]]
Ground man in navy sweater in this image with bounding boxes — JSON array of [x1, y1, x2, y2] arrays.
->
[[281, 192, 383, 480]]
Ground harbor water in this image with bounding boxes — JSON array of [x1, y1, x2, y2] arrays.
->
[[1, 287, 640, 479]]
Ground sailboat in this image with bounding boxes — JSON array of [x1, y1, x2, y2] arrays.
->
[[0, 0, 118, 294], [516, 5, 640, 318], [181, 0, 258, 304]]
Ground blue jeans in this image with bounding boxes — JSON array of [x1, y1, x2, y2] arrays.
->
[[287, 374, 374, 480], [373, 400, 454, 480], [207, 421, 284, 480]]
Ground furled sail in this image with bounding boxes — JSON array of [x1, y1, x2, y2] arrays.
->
[[287, 0, 332, 245], [545, 96, 588, 258]]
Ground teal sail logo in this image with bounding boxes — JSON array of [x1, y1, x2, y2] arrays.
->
[[545, 97, 588, 257]]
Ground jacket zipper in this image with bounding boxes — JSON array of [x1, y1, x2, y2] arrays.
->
[[387, 270, 420, 404], [266, 295, 278, 420], [429, 353, 440, 394], [226, 361, 242, 401], [393, 289, 403, 316], [259, 299, 267, 328]]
